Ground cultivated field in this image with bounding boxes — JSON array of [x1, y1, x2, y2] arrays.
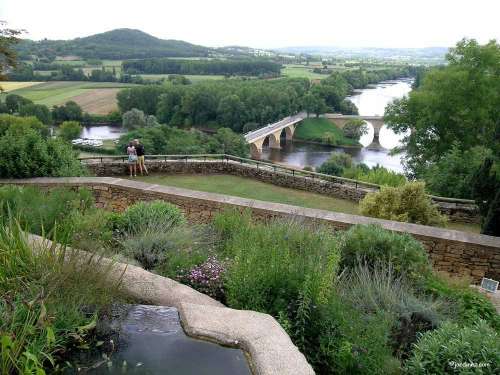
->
[[0, 81, 44, 92], [1, 81, 136, 114]]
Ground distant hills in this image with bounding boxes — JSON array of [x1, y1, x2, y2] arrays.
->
[[273, 46, 448, 62], [15, 28, 449, 63], [16, 28, 214, 60]]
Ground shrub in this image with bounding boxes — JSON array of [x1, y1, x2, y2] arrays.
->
[[317, 152, 353, 176], [312, 296, 400, 374], [216, 213, 340, 315], [405, 320, 500, 374], [339, 263, 443, 359], [359, 182, 447, 227], [343, 164, 407, 187], [119, 200, 186, 236], [303, 165, 314, 172], [0, 116, 84, 178], [424, 274, 500, 331], [213, 210, 346, 371], [339, 224, 432, 282]]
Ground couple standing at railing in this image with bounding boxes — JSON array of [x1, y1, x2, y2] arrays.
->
[[126, 139, 148, 177]]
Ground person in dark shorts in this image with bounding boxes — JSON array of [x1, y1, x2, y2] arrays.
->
[[134, 139, 148, 176]]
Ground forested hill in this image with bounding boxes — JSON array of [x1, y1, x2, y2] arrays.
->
[[16, 28, 214, 60]]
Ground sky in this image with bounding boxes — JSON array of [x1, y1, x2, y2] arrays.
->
[[2, 0, 499, 49]]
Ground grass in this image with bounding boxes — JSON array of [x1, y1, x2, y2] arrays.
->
[[1, 81, 137, 113], [281, 65, 326, 80], [294, 117, 360, 146], [135, 174, 480, 233], [137, 174, 360, 214], [139, 74, 228, 83]]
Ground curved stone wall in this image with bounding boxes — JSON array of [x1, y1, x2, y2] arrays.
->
[[83, 159, 480, 223], [3, 177, 499, 283]]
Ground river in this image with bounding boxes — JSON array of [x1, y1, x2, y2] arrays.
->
[[261, 79, 413, 172]]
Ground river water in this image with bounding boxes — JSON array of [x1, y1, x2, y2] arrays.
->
[[261, 79, 413, 172]]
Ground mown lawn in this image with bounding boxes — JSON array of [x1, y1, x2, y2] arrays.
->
[[137, 174, 360, 214], [135, 174, 480, 233], [294, 117, 360, 146]]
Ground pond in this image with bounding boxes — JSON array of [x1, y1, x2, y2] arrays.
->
[[65, 305, 251, 374], [80, 125, 125, 140], [262, 79, 413, 172]]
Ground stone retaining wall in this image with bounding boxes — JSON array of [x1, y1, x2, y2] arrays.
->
[[4, 177, 499, 284], [84, 159, 480, 223]]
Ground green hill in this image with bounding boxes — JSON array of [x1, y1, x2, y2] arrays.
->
[[16, 28, 213, 60]]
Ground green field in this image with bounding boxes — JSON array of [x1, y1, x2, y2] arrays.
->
[[294, 118, 360, 146], [134, 173, 479, 233], [139, 74, 228, 83], [281, 65, 327, 80]]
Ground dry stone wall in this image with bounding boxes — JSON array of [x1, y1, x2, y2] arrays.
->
[[2, 177, 498, 284], [85, 159, 479, 223]]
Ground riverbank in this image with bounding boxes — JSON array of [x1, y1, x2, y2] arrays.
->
[[293, 117, 361, 147]]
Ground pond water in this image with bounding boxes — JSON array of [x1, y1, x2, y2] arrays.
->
[[262, 79, 413, 172], [65, 305, 251, 375], [80, 125, 125, 140]]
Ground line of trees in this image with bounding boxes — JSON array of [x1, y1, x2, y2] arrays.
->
[[117, 78, 311, 132], [122, 58, 282, 77]]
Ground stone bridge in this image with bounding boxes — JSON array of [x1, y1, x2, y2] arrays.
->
[[244, 112, 386, 158], [244, 112, 307, 158], [324, 114, 385, 139]]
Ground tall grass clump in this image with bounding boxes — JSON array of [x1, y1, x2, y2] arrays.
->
[[119, 200, 186, 236], [0, 218, 123, 373], [0, 185, 94, 243]]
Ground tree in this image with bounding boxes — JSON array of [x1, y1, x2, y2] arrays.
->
[[385, 39, 500, 178], [424, 144, 493, 199], [122, 108, 147, 129], [206, 128, 249, 157], [360, 182, 447, 227], [19, 103, 52, 125], [0, 22, 23, 82], [343, 119, 368, 140], [216, 95, 246, 132], [58, 121, 82, 141], [5, 94, 32, 113], [52, 101, 83, 122], [301, 93, 326, 117], [482, 189, 500, 236], [472, 157, 500, 235]]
